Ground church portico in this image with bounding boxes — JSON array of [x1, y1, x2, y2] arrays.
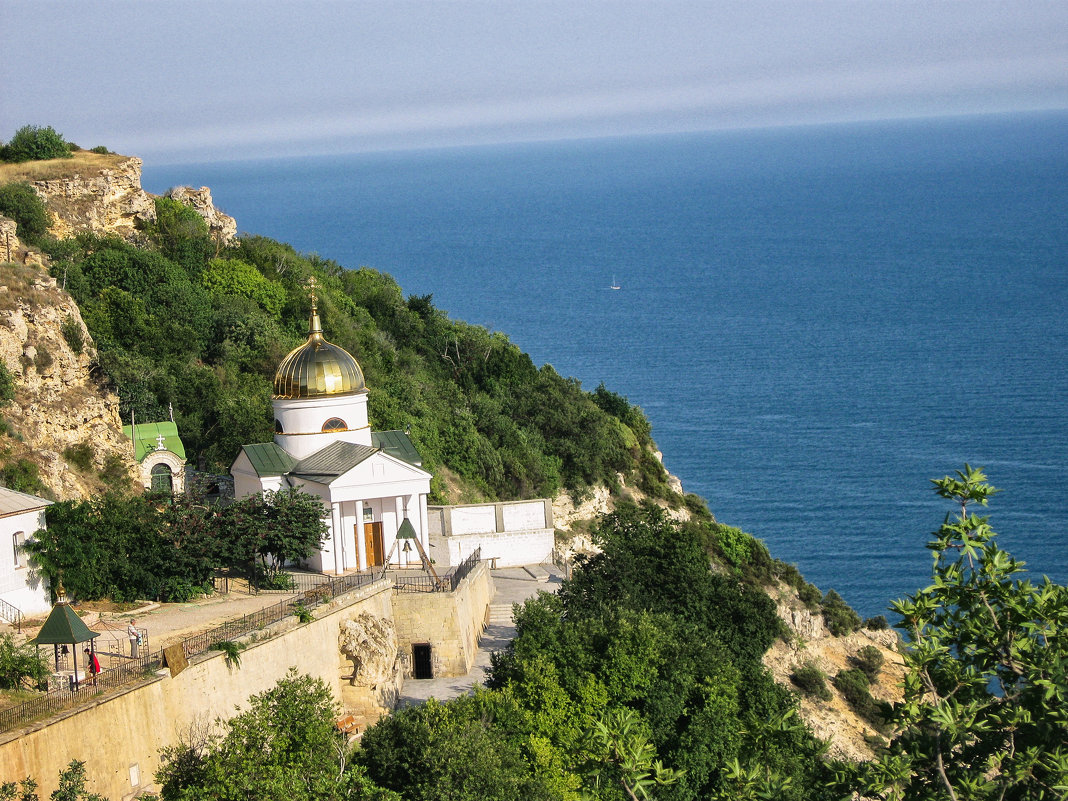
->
[[232, 288, 432, 577]]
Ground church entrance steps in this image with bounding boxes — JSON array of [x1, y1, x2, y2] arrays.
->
[[488, 604, 514, 625], [522, 565, 551, 583]]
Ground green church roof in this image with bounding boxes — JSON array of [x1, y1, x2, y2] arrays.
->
[[32, 603, 100, 646], [240, 443, 297, 477], [122, 421, 187, 462], [291, 441, 378, 482], [371, 430, 422, 466]]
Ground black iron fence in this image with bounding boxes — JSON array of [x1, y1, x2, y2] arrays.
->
[[0, 571, 380, 733], [0, 652, 160, 733], [0, 554, 485, 733], [391, 548, 482, 593]]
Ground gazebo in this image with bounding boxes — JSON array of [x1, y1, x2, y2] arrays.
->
[[31, 585, 101, 690]]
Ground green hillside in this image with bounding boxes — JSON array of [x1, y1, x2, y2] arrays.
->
[[43, 196, 680, 506]]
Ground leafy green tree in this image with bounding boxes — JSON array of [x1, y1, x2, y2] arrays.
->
[[0, 183, 51, 245], [357, 696, 554, 801], [841, 465, 1068, 800], [582, 707, 684, 800], [0, 761, 105, 801], [201, 257, 287, 316], [0, 633, 49, 689], [149, 196, 214, 273], [217, 489, 327, 579], [2, 125, 72, 163], [158, 669, 395, 801]]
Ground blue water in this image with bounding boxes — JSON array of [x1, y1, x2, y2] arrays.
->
[[145, 112, 1068, 620]]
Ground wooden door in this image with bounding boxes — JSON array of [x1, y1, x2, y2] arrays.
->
[[363, 522, 384, 567]]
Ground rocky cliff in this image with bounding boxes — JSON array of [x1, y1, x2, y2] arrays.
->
[[0, 261, 138, 500], [763, 582, 904, 762], [0, 150, 237, 248]]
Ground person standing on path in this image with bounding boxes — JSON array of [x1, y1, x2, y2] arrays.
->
[[84, 647, 101, 685], [128, 619, 139, 658]]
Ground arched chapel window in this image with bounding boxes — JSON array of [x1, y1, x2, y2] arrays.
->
[[151, 463, 173, 494], [275, 419, 284, 433], [322, 417, 347, 432]]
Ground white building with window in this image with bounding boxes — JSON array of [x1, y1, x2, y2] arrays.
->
[[231, 298, 432, 575], [0, 487, 52, 619]]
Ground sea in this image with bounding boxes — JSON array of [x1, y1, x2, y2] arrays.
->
[[144, 111, 1068, 621]]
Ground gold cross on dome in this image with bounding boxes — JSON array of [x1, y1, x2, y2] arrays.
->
[[304, 276, 319, 305]]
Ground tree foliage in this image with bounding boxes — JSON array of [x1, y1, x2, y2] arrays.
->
[[841, 465, 1068, 800], [0, 183, 51, 245], [42, 222, 673, 501], [1, 125, 72, 163], [0, 633, 49, 690], [22, 488, 326, 602], [157, 669, 397, 801]]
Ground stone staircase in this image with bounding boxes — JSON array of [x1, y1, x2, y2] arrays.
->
[[488, 604, 514, 626]]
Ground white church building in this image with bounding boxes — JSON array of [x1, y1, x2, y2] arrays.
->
[[231, 296, 433, 575]]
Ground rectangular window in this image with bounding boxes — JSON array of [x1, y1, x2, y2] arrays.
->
[[12, 532, 25, 568]]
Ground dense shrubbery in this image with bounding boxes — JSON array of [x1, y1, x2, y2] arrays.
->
[[791, 662, 832, 701], [0, 182, 51, 246], [0, 125, 72, 163], [485, 503, 835, 800], [851, 645, 884, 682], [22, 489, 327, 602], [0, 633, 49, 690], [44, 218, 671, 502], [820, 588, 862, 635]]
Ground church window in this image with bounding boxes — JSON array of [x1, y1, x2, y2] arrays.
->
[[322, 417, 347, 432], [275, 419, 284, 433], [151, 463, 174, 493], [12, 531, 25, 568]]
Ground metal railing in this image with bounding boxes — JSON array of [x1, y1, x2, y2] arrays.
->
[[0, 555, 487, 733], [448, 547, 482, 591], [0, 570, 380, 733], [0, 597, 22, 632], [391, 548, 482, 593]]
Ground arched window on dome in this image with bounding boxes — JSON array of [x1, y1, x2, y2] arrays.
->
[[275, 419, 284, 434], [322, 417, 347, 433], [151, 463, 173, 494]]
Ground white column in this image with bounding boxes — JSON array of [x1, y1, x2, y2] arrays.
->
[[393, 496, 404, 566], [354, 500, 366, 571], [330, 503, 343, 575], [419, 493, 430, 553]]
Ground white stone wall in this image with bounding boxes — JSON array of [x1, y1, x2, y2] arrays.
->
[[444, 528, 554, 569], [0, 507, 51, 616], [427, 500, 554, 568]]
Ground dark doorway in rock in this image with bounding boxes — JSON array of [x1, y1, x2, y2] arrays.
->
[[412, 643, 433, 679]]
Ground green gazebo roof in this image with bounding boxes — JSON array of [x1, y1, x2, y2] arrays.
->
[[32, 602, 100, 646]]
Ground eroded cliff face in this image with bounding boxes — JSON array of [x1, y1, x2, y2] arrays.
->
[[31, 155, 156, 241], [763, 583, 904, 762], [0, 262, 138, 500], [0, 151, 237, 248]]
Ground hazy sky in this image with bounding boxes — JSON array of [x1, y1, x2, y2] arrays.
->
[[2, 1, 1065, 163]]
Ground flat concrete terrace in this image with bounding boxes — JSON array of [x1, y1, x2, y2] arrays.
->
[[398, 565, 564, 707]]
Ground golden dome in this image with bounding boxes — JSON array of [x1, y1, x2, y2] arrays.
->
[[273, 302, 366, 399]]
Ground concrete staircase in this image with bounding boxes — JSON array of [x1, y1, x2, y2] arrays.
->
[[488, 604, 514, 626]]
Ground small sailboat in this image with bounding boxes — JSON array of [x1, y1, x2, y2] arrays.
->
[[609, 275, 621, 290]]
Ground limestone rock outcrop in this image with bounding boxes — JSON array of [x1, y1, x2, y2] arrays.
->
[[339, 612, 399, 688], [30, 156, 156, 240], [165, 186, 237, 246], [0, 263, 138, 499], [763, 583, 904, 762]]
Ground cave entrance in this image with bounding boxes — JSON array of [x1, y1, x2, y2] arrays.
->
[[412, 643, 433, 679]]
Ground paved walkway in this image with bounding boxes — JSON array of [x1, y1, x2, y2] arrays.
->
[[398, 566, 564, 707]]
